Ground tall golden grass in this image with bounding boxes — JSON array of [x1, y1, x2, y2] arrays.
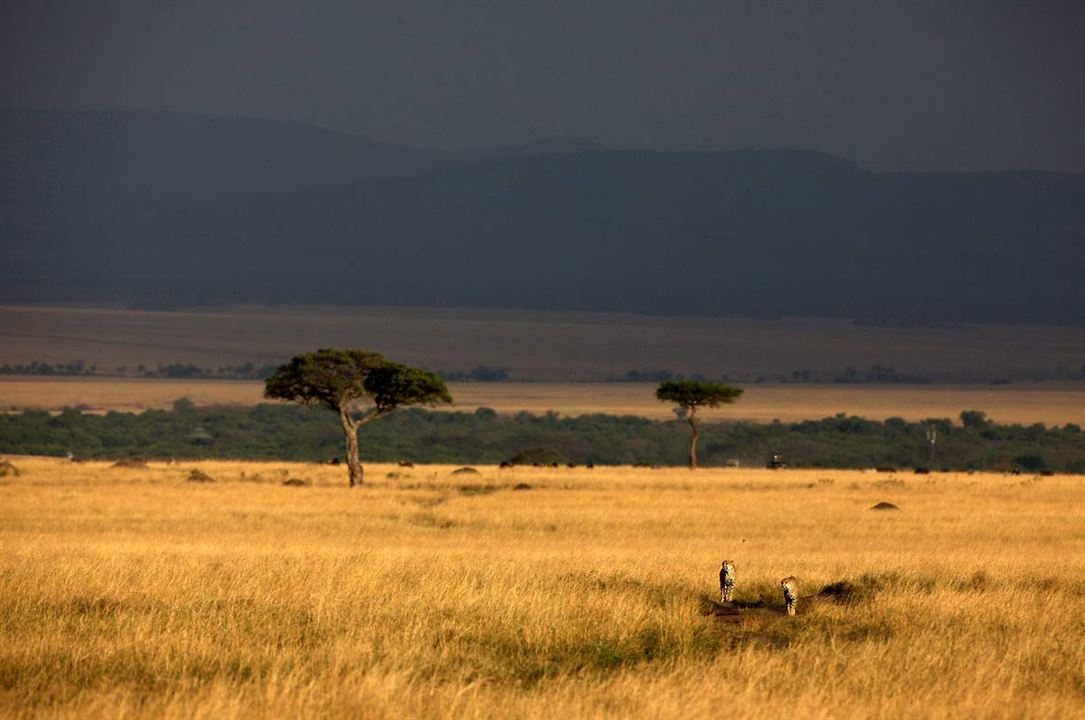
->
[[1, 457, 1082, 718]]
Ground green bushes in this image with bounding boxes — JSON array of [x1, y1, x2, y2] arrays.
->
[[2, 405, 1084, 472]]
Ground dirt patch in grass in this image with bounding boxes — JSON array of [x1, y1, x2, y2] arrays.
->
[[698, 597, 768, 616], [698, 596, 792, 649]]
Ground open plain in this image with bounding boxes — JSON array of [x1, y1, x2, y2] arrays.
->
[[3, 304, 1084, 383], [1, 457, 1083, 719], [4, 376, 1085, 426], [4, 9, 1083, 718]]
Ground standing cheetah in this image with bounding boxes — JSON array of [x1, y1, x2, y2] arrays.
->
[[719, 560, 736, 603], [781, 576, 799, 616]]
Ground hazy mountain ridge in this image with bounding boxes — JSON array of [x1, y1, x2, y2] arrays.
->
[[1, 109, 1082, 323]]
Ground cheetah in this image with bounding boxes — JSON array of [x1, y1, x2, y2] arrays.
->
[[719, 560, 736, 603], [781, 576, 799, 616]]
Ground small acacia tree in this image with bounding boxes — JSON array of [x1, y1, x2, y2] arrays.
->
[[264, 348, 451, 486], [656, 380, 743, 469]]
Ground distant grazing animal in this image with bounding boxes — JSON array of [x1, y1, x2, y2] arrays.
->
[[398, 460, 414, 468], [719, 561, 736, 603], [781, 576, 799, 616]]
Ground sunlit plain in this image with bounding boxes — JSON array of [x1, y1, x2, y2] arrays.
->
[[2, 458, 1083, 719], [4, 377, 1085, 426]]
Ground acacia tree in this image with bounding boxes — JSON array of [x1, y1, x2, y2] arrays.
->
[[264, 348, 451, 486], [656, 380, 743, 469]]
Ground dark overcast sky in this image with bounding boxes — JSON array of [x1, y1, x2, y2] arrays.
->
[[2, 0, 1083, 171]]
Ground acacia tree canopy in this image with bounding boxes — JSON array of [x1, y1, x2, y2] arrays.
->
[[264, 348, 385, 411], [264, 348, 451, 486], [655, 380, 743, 410], [367, 362, 453, 413]]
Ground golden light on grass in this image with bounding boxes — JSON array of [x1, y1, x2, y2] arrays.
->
[[4, 377, 1085, 426], [1, 458, 1083, 718]]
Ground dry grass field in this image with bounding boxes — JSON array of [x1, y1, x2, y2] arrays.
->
[[3, 304, 1084, 382], [4, 376, 1085, 426], [1, 457, 1083, 719]]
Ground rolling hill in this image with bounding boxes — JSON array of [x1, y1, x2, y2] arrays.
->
[[2, 109, 1082, 324]]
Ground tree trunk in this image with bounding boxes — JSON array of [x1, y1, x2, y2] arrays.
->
[[338, 406, 363, 487], [687, 408, 699, 469]]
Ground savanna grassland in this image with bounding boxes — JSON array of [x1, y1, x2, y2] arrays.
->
[[4, 377, 1085, 427], [1, 458, 1083, 719]]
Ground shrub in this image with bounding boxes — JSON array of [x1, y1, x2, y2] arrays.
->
[[1012, 454, 1047, 472], [504, 447, 569, 466]]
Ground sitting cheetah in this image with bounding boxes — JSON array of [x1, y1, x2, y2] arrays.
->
[[719, 560, 736, 603], [781, 576, 799, 616]]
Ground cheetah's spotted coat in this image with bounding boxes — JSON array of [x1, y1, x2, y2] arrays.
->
[[781, 576, 799, 616], [719, 560, 736, 603]]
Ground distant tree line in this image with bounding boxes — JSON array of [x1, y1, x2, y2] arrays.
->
[[617, 363, 1085, 385], [0, 360, 281, 380], [436, 366, 511, 382], [0, 359, 516, 383], [2, 405, 1083, 474], [0, 360, 98, 376], [614, 369, 711, 383], [608, 364, 1080, 384], [142, 362, 283, 379], [775, 365, 932, 384], [6, 359, 1084, 385]]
